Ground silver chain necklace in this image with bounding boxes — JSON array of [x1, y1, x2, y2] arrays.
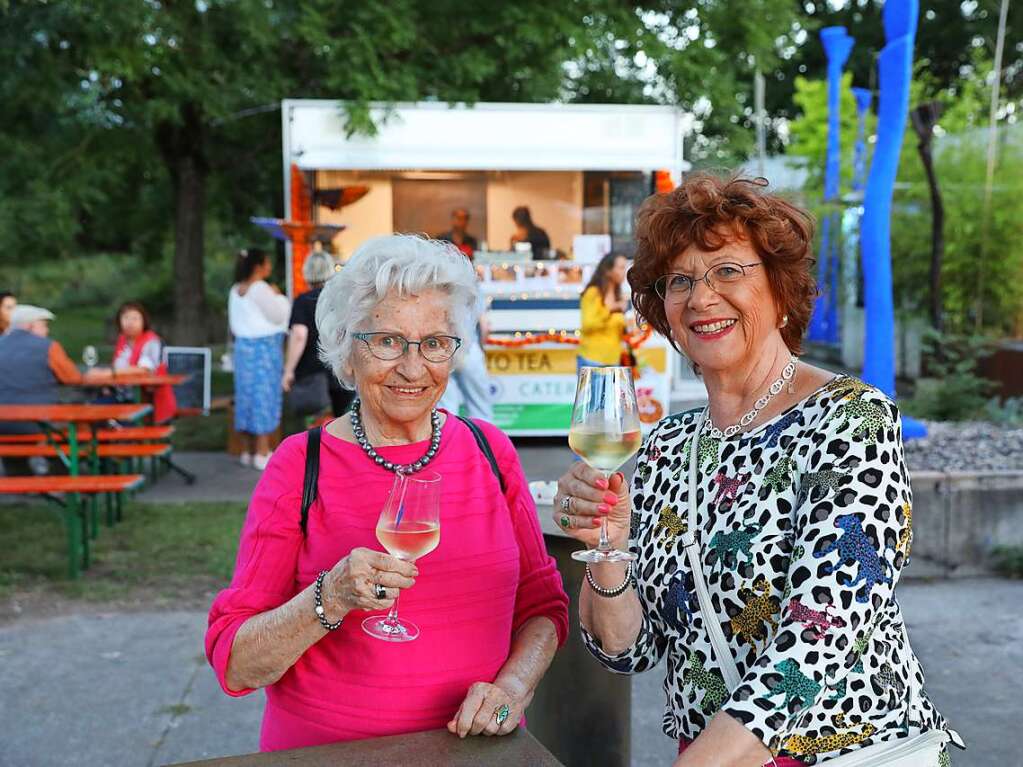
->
[[350, 400, 441, 474], [705, 357, 798, 439]]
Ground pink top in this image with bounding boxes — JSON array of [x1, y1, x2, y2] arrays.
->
[[206, 414, 569, 751]]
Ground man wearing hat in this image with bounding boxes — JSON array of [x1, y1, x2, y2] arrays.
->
[[0, 305, 106, 438]]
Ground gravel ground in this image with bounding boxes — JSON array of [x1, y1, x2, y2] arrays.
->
[[904, 421, 1023, 472]]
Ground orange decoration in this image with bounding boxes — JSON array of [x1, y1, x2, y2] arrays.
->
[[654, 170, 675, 194], [484, 326, 654, 350], [290, 164, 313, 295]]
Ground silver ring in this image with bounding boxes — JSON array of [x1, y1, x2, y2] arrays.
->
[[560, 495, 572, 512], [373, 583, 386, 600]]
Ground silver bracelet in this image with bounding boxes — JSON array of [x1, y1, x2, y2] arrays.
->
[[585, 562, 634, 598]]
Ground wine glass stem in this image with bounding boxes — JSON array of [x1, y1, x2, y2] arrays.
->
[[385, 593, 401, 627]]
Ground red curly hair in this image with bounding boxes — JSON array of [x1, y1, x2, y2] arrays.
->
[[628, 173, 817, 355]]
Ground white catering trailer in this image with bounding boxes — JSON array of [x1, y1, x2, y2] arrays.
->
[[281, 100, 705, 435]]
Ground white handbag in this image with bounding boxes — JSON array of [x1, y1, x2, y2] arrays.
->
[[680, 408, 958, 766]]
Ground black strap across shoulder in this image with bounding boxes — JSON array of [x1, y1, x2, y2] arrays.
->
[[299, 418, 506, 537], [300, 426, 322, 536], [457, 415, 506, 493]]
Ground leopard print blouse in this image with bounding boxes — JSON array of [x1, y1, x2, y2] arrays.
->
[[582, 376, 955, 764]]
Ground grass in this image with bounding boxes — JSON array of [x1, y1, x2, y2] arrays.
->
[[992, 546, 1023, 579], [0, 499, 246, 615], [49, 305, 117, 363]]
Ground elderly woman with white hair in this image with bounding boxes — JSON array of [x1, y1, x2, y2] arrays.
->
[[282, 247, 354, 418], [207, 234, 569, 751]]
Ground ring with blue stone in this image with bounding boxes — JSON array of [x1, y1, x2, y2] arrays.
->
[[494, 703, 510, 726]]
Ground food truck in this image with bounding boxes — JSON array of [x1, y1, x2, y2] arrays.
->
[[280, 100, 705, 434]]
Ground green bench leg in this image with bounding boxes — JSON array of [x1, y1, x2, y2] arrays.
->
[[89, 493, 100, 539], [63, 493, 87, 578], [105, 491, 114, 526]]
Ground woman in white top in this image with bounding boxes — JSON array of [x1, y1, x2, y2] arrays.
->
[[229, 248, 291, 470]]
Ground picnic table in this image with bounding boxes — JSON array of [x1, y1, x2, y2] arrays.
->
[[0, 403, 151, 475], [69, 371, 189, 407], [168, 728, 563, 767]]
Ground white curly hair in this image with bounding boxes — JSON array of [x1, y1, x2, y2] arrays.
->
[[316, 234, 480, 390]]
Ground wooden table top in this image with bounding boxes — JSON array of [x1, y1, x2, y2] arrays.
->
[[70, 373, 189, 387], [0, 403, 152, 423], [167, 728, 564, 767]]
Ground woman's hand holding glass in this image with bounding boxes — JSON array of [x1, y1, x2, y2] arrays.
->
[[321, 547, 418, 615], [553, 463, 631, 551]]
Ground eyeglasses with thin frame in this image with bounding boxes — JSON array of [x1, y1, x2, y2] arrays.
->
[[352, 332, 463, 363], [653, 262, 763, 302]]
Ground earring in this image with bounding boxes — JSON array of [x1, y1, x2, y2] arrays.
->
[[780, 315, 789, 329]]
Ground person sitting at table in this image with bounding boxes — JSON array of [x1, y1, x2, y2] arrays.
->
[[0, 292, 17, 335], [0, 304, 106, 474], [111, 301, 163, 375], [509, 206, 551, 260], [206, 234, 569, 751]]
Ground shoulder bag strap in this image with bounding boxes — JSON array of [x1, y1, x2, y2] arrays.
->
[[300, 426, 322, 536], [456, 415, 506, 493], [684, 408, 743, 690]]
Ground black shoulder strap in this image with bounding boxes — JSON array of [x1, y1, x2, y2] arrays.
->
[[457, 415, 506, 493], [300, 426, 322, 536]]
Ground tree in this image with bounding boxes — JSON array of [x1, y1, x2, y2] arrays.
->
[[2, 0, 805, 341], [784, 72, 864, 191], [767, 0, 1023, 148], [909, 101, 945, 331]]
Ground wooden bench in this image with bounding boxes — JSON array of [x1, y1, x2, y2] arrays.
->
[[95, 425, 174, 441], [0, 444, 171, 459], [0, 474, 145, 578], [0, 425, 174, 443]]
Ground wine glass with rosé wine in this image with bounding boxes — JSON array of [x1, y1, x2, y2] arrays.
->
[[568, 366, 642, 564], [362, 470, 442, 642]]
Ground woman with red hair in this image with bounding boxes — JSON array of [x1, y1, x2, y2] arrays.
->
[[553, 175, 957, 765]]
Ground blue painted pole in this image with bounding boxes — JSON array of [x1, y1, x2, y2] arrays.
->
[[860, 0, 926, 439], [810, 27, 855, 345], [852, 87, 873, 192]]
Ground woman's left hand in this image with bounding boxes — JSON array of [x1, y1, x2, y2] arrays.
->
[[447, 679, 533, 738]]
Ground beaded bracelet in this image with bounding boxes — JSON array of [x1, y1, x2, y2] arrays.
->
[[313, 570, 343, 631], [585, 562, 634, 598]]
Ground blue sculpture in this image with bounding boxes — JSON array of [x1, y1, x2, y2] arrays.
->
[[852, 88, 873, 193], [860, 0, 926, 439], [809, 27, 855, 345]]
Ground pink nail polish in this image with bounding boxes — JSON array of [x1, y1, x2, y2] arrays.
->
[[603, 491, 618, 504], [598, 503, 611, 514], [593, 518, 602, 527], [595, 477, 609, 490]]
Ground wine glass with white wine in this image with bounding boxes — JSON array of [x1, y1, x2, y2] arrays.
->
[[362, 470, 441, 642], [568, 366, 642, 563]]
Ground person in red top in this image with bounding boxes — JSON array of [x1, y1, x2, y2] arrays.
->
[[436, 208, 479, 258], [110, 302, 163, 374]]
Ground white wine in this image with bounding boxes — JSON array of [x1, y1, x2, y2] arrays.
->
[[568, 428, 642, 473], [376, 521, 440, 561]]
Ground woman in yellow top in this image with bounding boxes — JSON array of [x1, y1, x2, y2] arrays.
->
[[578, 252, 630, 370]]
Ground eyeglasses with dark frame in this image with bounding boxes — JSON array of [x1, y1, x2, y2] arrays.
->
[[653, 262, 763, 301], [352, 332, 463, 363]]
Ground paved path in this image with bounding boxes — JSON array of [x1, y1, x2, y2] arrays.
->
[[2, 578, 1016, 767]]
